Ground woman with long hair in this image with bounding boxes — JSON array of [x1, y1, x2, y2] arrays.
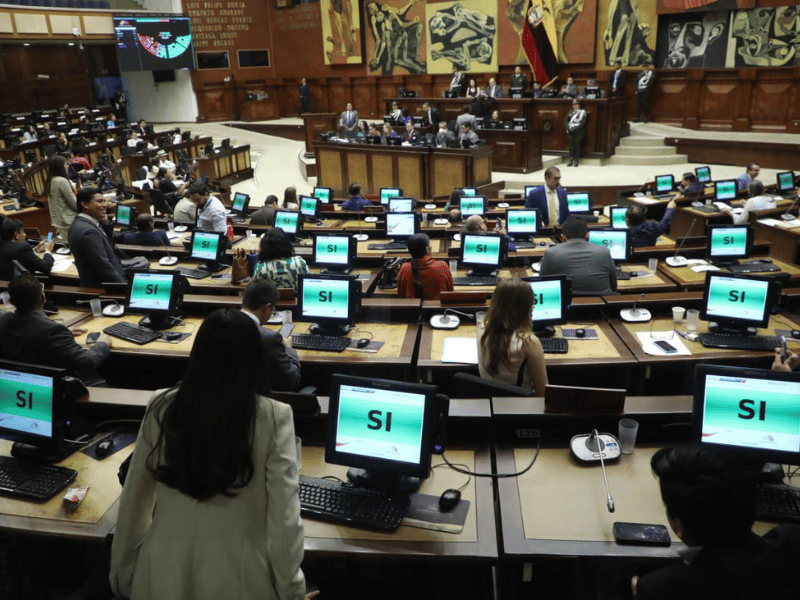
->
[[253, 227, 310, 292], [110, 309, 307, 600], [396, 233, 453, 300], [44, 155, 77, 239], [477, 278, 548, 393]]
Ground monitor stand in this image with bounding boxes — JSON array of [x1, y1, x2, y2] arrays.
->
[[533, 325, 556, 338], [707, 321, 757, 335], [197, 260, 224, 273], [466, 268, 498, 277], [139, 313, 181, 330], [308, 323, 349, 337], [346, 467, 421, 493], [11, 441, 75, 463], [321, 267, 352, 275]]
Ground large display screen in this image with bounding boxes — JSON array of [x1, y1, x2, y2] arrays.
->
[[588, 230, 629, 262], [128, 272, 174, 312], [301, 277, 350, 320], [114, 16, 195, 72], [461, 234, 501, 267], [315, 235, 349, 266], [274, 211, 300, 235], [715, 180, 737, 202], [507, 210, 538, 236], [704, 275, 769, 323], [709, 226, 748, 259], [655, 175, 674, 193], [529, 278, 563, 324], [386, 213, 416, 238], [566, 192, 591, 212], [191, 232, 221, 261], [0, 368, 54, 439]]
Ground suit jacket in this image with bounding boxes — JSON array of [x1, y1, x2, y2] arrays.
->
[[249, 205, 275, 226], [68, 214, 126, 287], [425, 107, 442, 127], [524, 186, 570, 228], [539, 238, 617, 296], [485, 85, 505, 99], [637, 70, 655, 93], [257, 326, 301, 392], [608, 69, 628, 96], [122, 230, 171, 247], [436, 129, 456, 147], [402, 129, 421, 145], [509, 73, 529, 92], [340, 110, 359, 131], [0, 310, 110, 380], [0, 240, 54, 281], [565, 109, 588, 133], [299, 83, 309, 101]]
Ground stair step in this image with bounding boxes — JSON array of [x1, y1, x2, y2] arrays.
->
[[614, 145, 679, 157], [619, 136, 661, 147], [607, 154, 688, 166]]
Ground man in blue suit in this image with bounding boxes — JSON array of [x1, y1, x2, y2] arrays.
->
[[524, 167, 569, 229]]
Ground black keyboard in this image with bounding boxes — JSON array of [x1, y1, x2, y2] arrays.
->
[[755, 483, 800, 524], [298, 475, 410, 531], [726, 262, 780, 274], [652, 193, 674, 200], [291, 334, 351, 352], [692, 204, 719, 213], [103, 321, 161, 345], [512, 241, 537, 250], [538, 337, 569, 354], [367, 242, 407, 251], [453, 276, 499, 286], [0, 456, 77, 501], [616, 269, 632, 281], [175, 266, 211, 280], [699, 333, 781, 351]]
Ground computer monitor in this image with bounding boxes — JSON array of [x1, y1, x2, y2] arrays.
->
[[297, 273, 359, 336], [695, 166, 712, 184], [654, 175, 674, 194], [458, 187, 478, 197], [125, 270, 184, 330], [115, 204, 137, 228], [181, 130, 191, 142], [610, 206, 628, 229], [189, 231, 227, 272], [706, 225, 752, 265], [693, 363, 800, 474], [274, 210, 302, 237], [459, 195, 487, 216], [505, 209, 538, 238], [387, 197, 415, 213], [385, 212, 420, 240], [512, 117, 527, 130], [231, 192, 250, 216], [312, 234, 356, 274], [524, 185, 538, 199], [777, 171, 795, 193], [383, 115, 393, 124], [412, 116, 425, 127], [312, 187, 333, 204], [509, 87, 523, 98], [583, 87, 601, 99], [459, 233, 507, 276], [0, 359, 73, 461], [715, 180, 738, 202], [325, 374, 439, 492], [299, 195, 320, 220], [587, 229, 632, 263], [528, 275, 571, 337], [380, 188, 403, 204], [566, 192, 592, 214], [699, 272, 777, 334]]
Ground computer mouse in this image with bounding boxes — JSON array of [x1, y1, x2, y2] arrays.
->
[[95, 438, 114, 459], [575, 328, 586, 338], [759, 258, 773, 263], [439, 488, 461, 512], [792, 330, 800, 340], [102, 304, 124, 317], [159, 256, 178, 266], [356, 338, 371, 348], [166, 331, 183, 341]]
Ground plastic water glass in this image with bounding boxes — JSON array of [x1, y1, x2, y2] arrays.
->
[[281, 310, 292, 324], [672, 306, 685, 323], [90, 298, 102, 318], [0, 292, 9, 306], [648, 258, 658, 273], [167, 221, 175, 232], [618, 419, 639, 455], [686, 309, 700, 332], [476, 311, 487, 326], [449, 259, 458, 273]]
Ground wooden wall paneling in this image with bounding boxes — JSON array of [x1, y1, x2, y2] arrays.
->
[[196, 85, 234, 122], [376, 81, 399, 116], [537, 108, 565, 156], [654, 76, 690, 127], [351, 79, 375, 120], [327, 83, 349, 118], [732, 69, 755, 132], [749, 76, 791, 131], [680, 70, 704, 130], [317, 147, 343, 192], [431, 153, 465, 199], [346, 149, 369, 189], [397, 154, 424, 198], [370, 152, 393, 193], [698, 75, 738, 131], [474, 153, 490, 186]]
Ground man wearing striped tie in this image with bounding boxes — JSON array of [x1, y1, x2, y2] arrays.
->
[[340, 103, 359, 140], [524, 167, 570, 230]]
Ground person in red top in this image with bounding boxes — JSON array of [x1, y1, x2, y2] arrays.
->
[[397, 233, 454, 300]]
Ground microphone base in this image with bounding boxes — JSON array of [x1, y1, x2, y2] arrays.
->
[[430, 315, 460, 329], [570, 433, 621, 463], [620, 308, 651, 322], [781, 213, 796, 221], [665, 256, 688, 267]]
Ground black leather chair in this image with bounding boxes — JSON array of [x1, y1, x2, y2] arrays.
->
[[453, 372, 533, 398]]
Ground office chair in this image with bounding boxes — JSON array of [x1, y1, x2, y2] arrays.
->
[[453, 372, 533, 398], [148, 188, 173, 216], [135, 166, 148, 181]]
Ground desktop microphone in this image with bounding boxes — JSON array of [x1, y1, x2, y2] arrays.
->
[[429, 308, 476, 329], [781, 195, 800, 221], [632, 177, 650, 198], [158, 239, 178, 266], [570, 429, 620, 512], [620, 292, 650, 322], [665, 218, 697, 267]]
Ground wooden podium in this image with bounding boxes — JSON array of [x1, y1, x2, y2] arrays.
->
[[302, 113, 339, 158]]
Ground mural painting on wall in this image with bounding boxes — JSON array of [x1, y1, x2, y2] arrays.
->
[[425, 0, 499, 73], [657, 0, 754, 13], [555, 0, 598, 64], [655, 11, 729, 68], [320, 0, 362, 64], [366, 0, 427, 74], [729, 6, 800, 67], [600, 0, 656, 66]]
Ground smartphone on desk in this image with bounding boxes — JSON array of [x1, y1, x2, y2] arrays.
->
[[86, 332, 101, 345], [279, 323, 295, 338], [613, 522, 671, 546], [654, 340, 677, 354]]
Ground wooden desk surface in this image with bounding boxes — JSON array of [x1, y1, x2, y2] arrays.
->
[[616, 264, 678, 293], [658, 257, 800, 290], [417, 320, 636, 369], [301, 445, 497, 559]]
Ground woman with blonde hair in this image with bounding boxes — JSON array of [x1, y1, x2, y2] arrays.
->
[[477, 278, 548, 393]]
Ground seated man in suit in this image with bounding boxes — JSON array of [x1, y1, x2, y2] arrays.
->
[[0, 274, 112, 384], [401, 122, 422, 146], [240, 279, 301, 392], [459, 122, 479, 148], [627, 199, 677, 247], [484, 77, 505, 99], [525, 167, 569, 229], [422, 102, 442, 129], [68, 186, 127, 287], [463, 215, 516, 253], [341, 182, 373, 211], [249, 195, 277, 226], [435, 121, 456, 148], [540, 217, 616, 295], [677, 172, 705, 198], [122, 214, 171, 247], [632, 445, 800, 600], [0, 217, 54, 281]]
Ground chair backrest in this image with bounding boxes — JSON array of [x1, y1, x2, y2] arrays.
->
[[453, 372, 533, 399], [544, 384, 625, 415]]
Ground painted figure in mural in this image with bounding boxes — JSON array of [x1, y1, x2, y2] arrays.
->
[[431, 37, 493, 70], [603, 0, 654, 66], [430, 4, 495, 71], [664, 13, 726, 69], [553, 0, 586, 62], [327, 0, 355, 61], [506, 0, 530, 64], [732, 7, 797, 67], [368, 0, 425, 74], [430, 3, 495, 39]]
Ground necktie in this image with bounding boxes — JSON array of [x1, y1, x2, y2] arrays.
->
[[549, 189, 557, 226]]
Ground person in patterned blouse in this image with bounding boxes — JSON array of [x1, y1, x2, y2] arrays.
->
[[252, 227, 309, 292]]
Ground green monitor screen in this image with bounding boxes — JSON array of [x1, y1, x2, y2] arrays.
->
[[299, 196, 319, 218], [587, 229, 630, 262], [506, 210, 538, 236], [116, 205, 133, 226], [127, 271, 176, 313], [460, 234, 502, 268], [0, 367, 54, 439], [314, 234, 352, 267], [655, 175, 674, 193], [231, 192, 249, 213], [380, 188, 402, 204], [459, 187, 477, 196], [566, 192, 591, 213], [695, 166, 711, 183], [299, 276, 352, 322], [191, 231, 223, 262], [274, 211, 300, 236], [313, 187, 333, 204], [777, 171, 794, 192], [701, 273, 772, 329], [611, 207, 628, 229], [529, 276, 567, 326], [460, 196, 486, 216], [708, 226, 749, 261], [715, 180, 737, 202]]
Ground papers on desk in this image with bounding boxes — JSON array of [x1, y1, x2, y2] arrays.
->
[[442, 337, 478, 364], [759, 217, 800, 229], [691, 264, 721, 273], [634, 197, 660, 205], [636, 332, 691, 356], [50, 258, 74, 273]]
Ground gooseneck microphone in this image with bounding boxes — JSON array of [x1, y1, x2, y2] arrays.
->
[[586, 430, 615, 513], [666, 217, 697, 267], [430, 308, 476, 329], [781, 195, 800, 221]]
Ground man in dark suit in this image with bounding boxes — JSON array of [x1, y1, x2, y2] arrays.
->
[[133, 119, 152, 136], [0, 274, 112, 383], [68, 187, 127, 287], [524, 167, 570, 229], [122, 214, 171, 247], [0, 218, 55, 281], [340, 102, 359, 140], [241, 280, 301, 392], [509, 65, 529, 94], [422, 102, 441, 129], [299, 78, 310, 113], [608, 60, 627, 97], [401, 122, 422, 145], [636, 62, 656, 122]]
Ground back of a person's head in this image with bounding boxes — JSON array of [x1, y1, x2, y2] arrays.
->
[[561, 217, 587, 239], [258, 227, 294, 261], [481, 279, 534, 375], [462, 105, 471, 114], [449, 188, 466, 204], [748, 179, 764, 197], [683, 172, 696, 183], [188, 181, 208, 196], [137, 214, 154, 232], [242, 279, 278, 311], [265, 194, 278, 206], [464, 215, 484, 233], [1, 217, 23, 241], [448, 209, 462, 225], [626, 205, 645, 227], [8, 274, 42, 312], [151, 309, 262, 501], [651, 444, 755, 547], [406, 233, 430, 259], [284, 186, 297, 205], [76, 187, 99, 213], [348, 182, 361, 196]]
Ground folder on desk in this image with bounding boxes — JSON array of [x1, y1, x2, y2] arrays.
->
[[402, 493, 470, 533]]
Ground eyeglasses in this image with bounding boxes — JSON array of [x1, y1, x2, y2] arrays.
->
[[649, 321, 675, 341]]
